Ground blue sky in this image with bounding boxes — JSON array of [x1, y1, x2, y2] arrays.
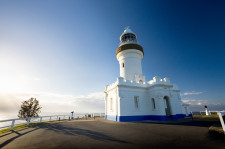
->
[[0, 0, 225, 117]]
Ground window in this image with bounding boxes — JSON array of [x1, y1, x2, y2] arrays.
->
[[134, 96, 139, 109], [110, 98, 113, 111], [152, 98, 156, 109], [122, 63, 124, 68], [121, 33, 136, 43]]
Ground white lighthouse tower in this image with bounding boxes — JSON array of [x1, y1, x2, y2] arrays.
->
[[104, 27, 191, 122], [116, 27, 145, 83]]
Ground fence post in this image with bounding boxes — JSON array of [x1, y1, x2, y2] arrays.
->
[[218, 112, 225, 133], [10, 120, 15, 131], [27, 118, 30, 126], [40, 117, 42, 123], [50, 116, 51, 121]]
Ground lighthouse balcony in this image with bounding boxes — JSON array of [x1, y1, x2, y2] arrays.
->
[[119, 40, 137, 46]]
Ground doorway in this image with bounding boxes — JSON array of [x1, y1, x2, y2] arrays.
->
[[164, 96, 171, 117]]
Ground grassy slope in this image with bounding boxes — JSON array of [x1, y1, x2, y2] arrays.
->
[[193, 114, 220, 121], [0, 121, 52, 134]]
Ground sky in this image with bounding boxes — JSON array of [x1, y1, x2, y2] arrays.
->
[[0, 0, 225, 118]]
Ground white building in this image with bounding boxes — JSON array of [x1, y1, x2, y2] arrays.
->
[[104, 27, 191, 122]]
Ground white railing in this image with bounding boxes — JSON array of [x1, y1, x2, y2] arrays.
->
[[0, 115, 70, 131], [75, 113, 105, 119], [218, 111, 225, 133], [0, 113, 105, 131]]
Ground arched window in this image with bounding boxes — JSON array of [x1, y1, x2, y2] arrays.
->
[[152, 98, 156, 109]]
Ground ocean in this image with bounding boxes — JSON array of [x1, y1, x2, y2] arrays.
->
[[0, 114, 18, 129]]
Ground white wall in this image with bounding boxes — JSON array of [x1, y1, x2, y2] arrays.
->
[[119, 87, 148, 116], [168, 91, 183, 115], [105, 87, 118, 116], [117, 49, 143, 81], [105, 80, 186, 118]]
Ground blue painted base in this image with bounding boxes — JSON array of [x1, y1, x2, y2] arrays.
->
[[118, 115, 168, 122], [171, 114, 186, 120], [105, 114, 188, 122]]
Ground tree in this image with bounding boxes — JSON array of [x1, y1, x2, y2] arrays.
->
[[18, 98, 42, 121]]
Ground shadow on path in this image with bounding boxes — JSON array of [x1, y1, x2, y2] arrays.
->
[[34, 122, 128, 143], [136, 120, 216, 127], [0, 128, 39, 148], [0, 127, 32, 138]]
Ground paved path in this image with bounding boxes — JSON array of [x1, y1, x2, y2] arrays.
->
[[0, 118, 225, 149]]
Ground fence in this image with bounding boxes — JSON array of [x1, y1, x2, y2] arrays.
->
[[218, 111, 225, 133], [191, 111, 225, 115], [0, 115, 70, 131], [0, 113, 105, 131]]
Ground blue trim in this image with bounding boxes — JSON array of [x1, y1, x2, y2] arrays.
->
[[118, 115, 168, 122], [171, 114, 186, 120], [171, 115, 178, 120], [106, 114, 188, 122], [106, 115, 168, 122]]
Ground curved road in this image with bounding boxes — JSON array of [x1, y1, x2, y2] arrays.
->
[[0, 118, 224, 149]]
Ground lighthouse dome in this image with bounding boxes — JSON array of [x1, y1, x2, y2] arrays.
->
[[116, 27, 143, 56], [120, 27, 137, 45]]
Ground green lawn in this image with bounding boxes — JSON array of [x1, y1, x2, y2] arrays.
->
[[192, 114, 220, 121], [0, 121, 53, 134]]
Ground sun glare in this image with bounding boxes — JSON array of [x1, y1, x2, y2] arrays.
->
[[0, 55, 30, 93], [0, 75, 29, 93]]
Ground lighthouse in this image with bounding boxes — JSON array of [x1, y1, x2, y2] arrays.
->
[[116, 27, 145, 82], [104, 27, 191, 122]]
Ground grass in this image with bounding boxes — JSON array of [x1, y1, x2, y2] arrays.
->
[[192, 114, 225, 137], [0, 117, 98, 134], [192, 114, 220, 122], [209, 122, 224, 133], [0, 120, 54, 134], [209, 122, 225, 139]]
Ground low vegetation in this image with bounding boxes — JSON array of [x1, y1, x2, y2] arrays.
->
[[192, 113, 220, 122], [0, 121, 50, 134], [209, 122, 224, 134]]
